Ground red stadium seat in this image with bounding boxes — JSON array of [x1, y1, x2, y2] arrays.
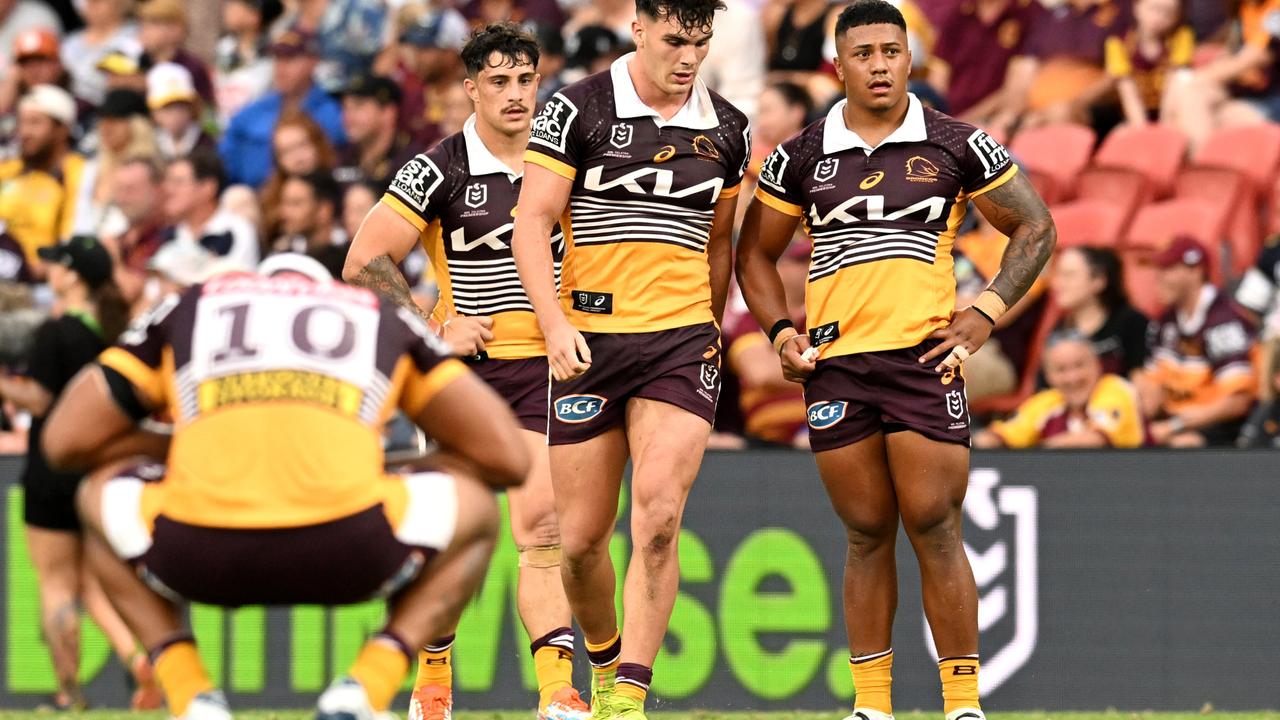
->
[[1050, 199, 1129, 248], [1010, 123, 1096, 200], [1174, 167, 1260, 276], [1192, 124, 1280, 189], [1074, 166, 1148, 227], [1121, 248, 1165, 318], [1090, 123, 1188, 198], [968, 299, 1062, 418], [1123, 197, 1230, 258]]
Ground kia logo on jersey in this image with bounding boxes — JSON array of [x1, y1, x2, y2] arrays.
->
[[555, 394, 607, 423], [806, 400, 847, 429]]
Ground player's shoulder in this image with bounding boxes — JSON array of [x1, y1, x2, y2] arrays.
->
[[548, 69, 615, 116], [760, 118, 827, 189], [1206, 288, 1254, 328], [922, 106, 991, 155], [531, 70, 614, 153], [388, 132, 467, 211], [707, 85, 749, 132]]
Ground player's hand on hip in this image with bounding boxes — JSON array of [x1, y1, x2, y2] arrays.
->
[[442, 313, 494, 356], [545, 319, 591, 382], [779, 332, 817, 383], [919, 307, 994, 373]]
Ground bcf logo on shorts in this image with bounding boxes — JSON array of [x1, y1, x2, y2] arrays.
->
[[555, 394, 607, 423], [807, 400, 847, 429]]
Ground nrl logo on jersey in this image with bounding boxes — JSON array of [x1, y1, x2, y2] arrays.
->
[[464, 182, 487, 209], [610, 123, 633, 149], [813, 157, 839, 183], [530, 94, 578, 154], [924, 469, 1038, 695]]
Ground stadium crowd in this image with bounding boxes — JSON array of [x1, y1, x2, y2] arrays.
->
[[1, 0, 1280, 473]]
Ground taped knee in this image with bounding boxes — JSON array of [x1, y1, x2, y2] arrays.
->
[[519, 544, 562, 569]]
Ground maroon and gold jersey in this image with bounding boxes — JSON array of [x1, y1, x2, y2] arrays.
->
[[98, 274, 466, 529], [755, 94, 1018, 358], [383, 116, 564, 360], [525, 54, 750, 333], [1146, 285, 1258, 415], [990, 374, 1144, 448]]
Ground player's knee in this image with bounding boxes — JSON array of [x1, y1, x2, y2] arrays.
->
[[844, 522, 894, 559], [560, 523, 611, 563], [633, 504, 681, 560], [515, 512, 561, 551], [450, 474, 501, 547], [903, 507, 962, 551]]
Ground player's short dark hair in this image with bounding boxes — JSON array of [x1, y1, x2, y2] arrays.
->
[[834, 0, 907, 40], [287, 171, 342, 211], [636, 0, 725, 34], [461, 22, 540, 77], [174, 147, 228, 196], [768, 81, 814, 119]]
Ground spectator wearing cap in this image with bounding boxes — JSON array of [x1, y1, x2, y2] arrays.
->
[[218, 25, 345, 188], [214, 0, 278, 124], [268, 170, 347, 258], [272, 0, 389, 94], [79, 88, 158, 234], [383, 6, 468, 147], [0, 28, 83, 153], [148, 62, 213, 160], [334, 74, 420, 189], [0, 85, 87, 274], [99, 156, 165, 306], [0, 234, 154, 714], [1137, 236, 1259, 447], [93, 39, 148, 96], [0, 0, 61, 81], [975, 331, 1146, 449], [60, 0, 137, 106], [162, 148, 260, 271], [563, 24, 630, 82], [136, 0, 215, 107]]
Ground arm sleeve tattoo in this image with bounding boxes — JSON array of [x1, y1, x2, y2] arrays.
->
[[350, 254, 431, 321], [973, 172, 1058, 307]]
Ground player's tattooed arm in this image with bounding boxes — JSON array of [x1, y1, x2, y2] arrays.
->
[[351, 254, 431, 322], [973, 171, 1057, 307]]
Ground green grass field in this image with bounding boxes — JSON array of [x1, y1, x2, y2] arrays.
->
[[0, 707, 1274, 712]]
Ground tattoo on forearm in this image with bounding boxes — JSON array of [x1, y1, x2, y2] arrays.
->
[[351, 254, 429, 319], [977, 173, 1057, 306]]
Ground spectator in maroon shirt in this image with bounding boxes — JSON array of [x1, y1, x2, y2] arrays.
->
[[101, 156, 166, 308], [929, 0, 1042, 121], [135, 0, 216, 107], [986, 0, 1130, 139]]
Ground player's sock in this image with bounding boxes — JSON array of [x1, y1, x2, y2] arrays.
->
[[531, 626, 576, 708], [150, 633, 213, 716], [938, 655, 981, 715], [416, 635, 456, 691], [585, 629, 621, 690], [614, 663, 651, 704], [849, 649, 893, 714], [350, 632, 413, 712]]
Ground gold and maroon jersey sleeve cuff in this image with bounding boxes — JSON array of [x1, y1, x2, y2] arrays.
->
[[400, 357, 470, 418], [719, 182, 742, 200], [525, 150, 577, 181], [967, 164, 1019, 199], [98, 347, 166, 409], [753, 186, 803, 217], [381, 194, 429, 233]]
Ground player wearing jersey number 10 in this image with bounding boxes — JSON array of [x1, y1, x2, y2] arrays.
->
[[513, 2, 749, 720], [343, 23, 590, 720], [737, 2, 1056, 720]]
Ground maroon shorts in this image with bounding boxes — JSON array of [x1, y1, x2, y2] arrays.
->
[[803, 339, 971, 453], [549, 322, 721, 445], [470, 356, 549, 433], [136, 507, 428, 607]]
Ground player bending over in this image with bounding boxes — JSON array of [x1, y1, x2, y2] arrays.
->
[[42, 264, 529, 720]]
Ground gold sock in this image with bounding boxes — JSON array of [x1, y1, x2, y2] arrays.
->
[[350, 638, 411, 712], [585, 629, 621, 685], [534, 645, 574, 707], [938, 656, 980, 714], [152, 640, 213, 716], [850, 649, 893, 714], [415, 636, 455, 691]]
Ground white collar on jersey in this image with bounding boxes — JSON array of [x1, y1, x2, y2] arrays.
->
[[610, 52, 719, 130], [823, 93, 927, 155], [1176, 284, 1218, 335], [462, 114, 521, 179]]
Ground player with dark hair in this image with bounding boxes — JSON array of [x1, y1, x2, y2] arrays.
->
[[344, 23, 591, 720], [511, 1, 748, 719], [737, 1, 1055, 719], [40, 269, 530, 720]]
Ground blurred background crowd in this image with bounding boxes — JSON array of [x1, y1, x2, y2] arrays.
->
[[2, 0, 1280, 456]]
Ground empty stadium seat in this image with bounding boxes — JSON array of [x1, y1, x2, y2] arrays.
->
[[1074, 166, 1148, 227], [1010, 123, 1096, 201], [1174, 167, 1259, 276], [1124, 197, 1230, 259], [1091, 123, 1188, 197], [1192, 124, 1280, 189], [1050, 199, 1129, 248]]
